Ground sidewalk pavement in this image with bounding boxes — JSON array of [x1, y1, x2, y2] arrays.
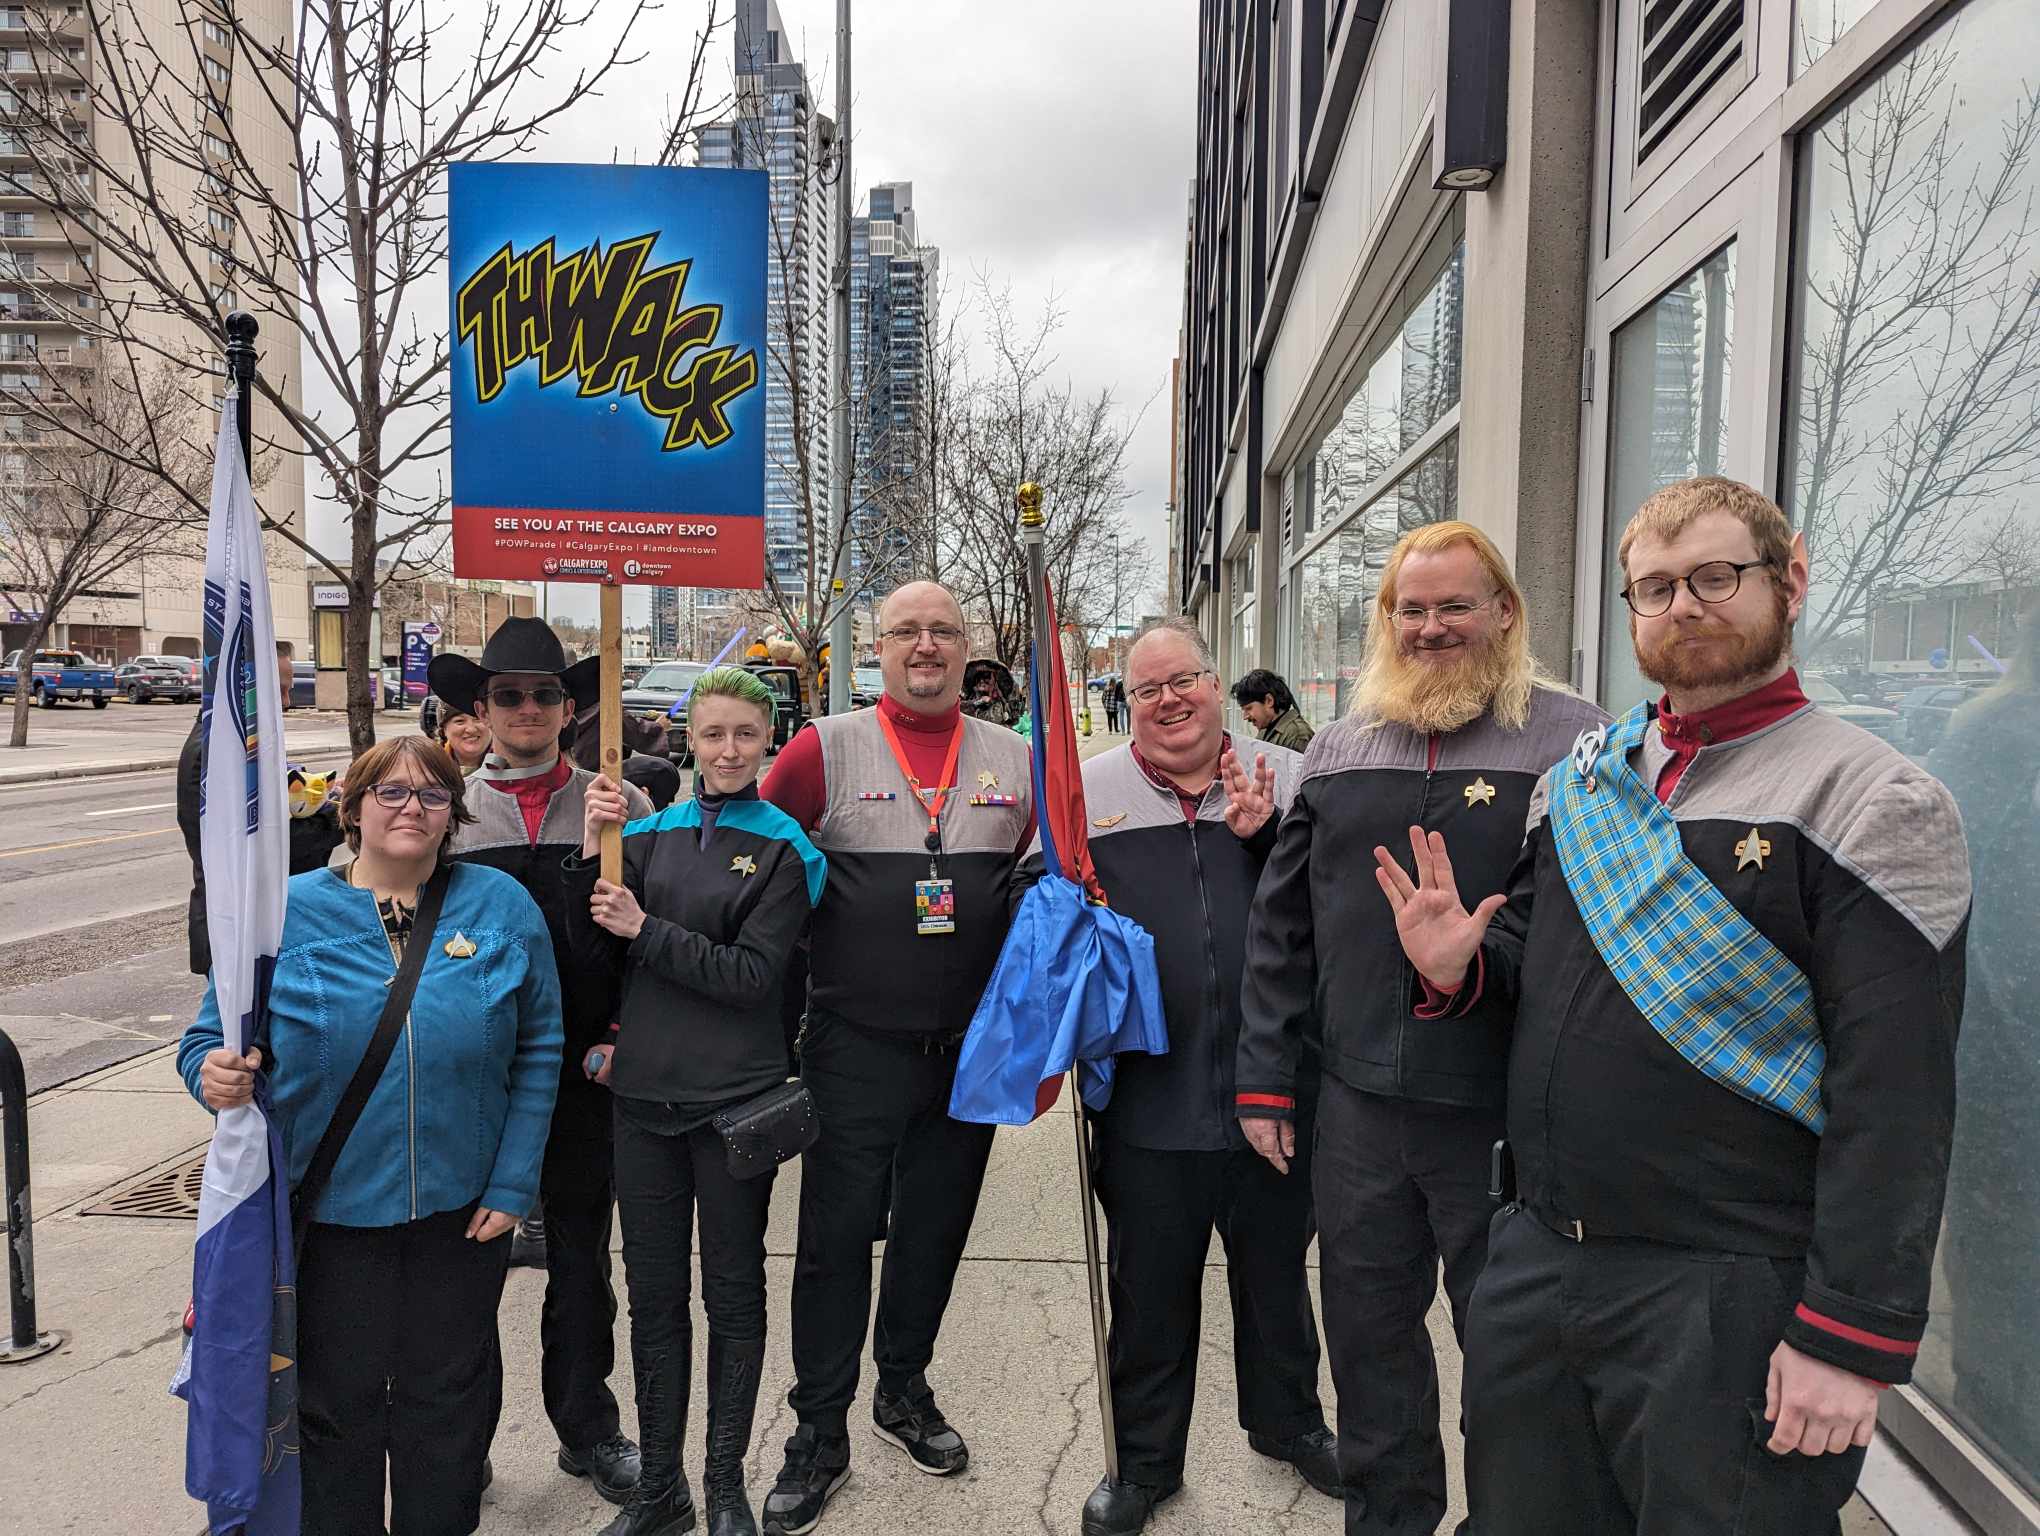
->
[[0, 708, 410, 787]]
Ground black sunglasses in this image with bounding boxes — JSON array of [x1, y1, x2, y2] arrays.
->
[[484, 685, 566, 709]]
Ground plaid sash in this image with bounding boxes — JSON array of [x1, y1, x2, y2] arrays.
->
[[1546, 704, 1825, 1133]]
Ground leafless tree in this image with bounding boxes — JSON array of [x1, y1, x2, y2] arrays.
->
[[1790, 28, 2040, 659], [940, 277, 1152, 674], [3, 0, 726, 750], [1, 360, 207, 745]]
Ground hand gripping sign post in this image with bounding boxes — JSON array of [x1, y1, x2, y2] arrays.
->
[[449, 163, 767, 877]]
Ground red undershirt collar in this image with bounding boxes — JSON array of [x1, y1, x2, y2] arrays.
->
[[879, 695, 962, 734], [1130, 732, 1235, 820], [1655, 669, 1808, 748]]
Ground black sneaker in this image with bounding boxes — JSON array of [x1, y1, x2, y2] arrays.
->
[[761, 1426, 850, 1536], [560, 1432, 644, 1505], [510, 1211, 547, 1269], [870, 1380, 968, 1476], [1249, 1425, 1343, 1498]]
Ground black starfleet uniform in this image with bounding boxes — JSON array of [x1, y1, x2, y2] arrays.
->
[[766, 702, 1033, 1440], [1026, 738, 1324, 1488], [451, 756, 651, 1457], [1463, 684, 1969, 1533], [1238, 685, 1608, 1536]]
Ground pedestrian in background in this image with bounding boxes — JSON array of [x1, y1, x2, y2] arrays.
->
[[569, 666, 827, 1536], [1230, 669, 1315, 754], [178, 638, 344, 975], [435, 702, 492, 775], [178, 735, 563, 1536], [430, 617, 654, 1507]]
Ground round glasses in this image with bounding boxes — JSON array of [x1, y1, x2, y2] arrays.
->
[[369, 782, 454, 812], [1620, 559, 1774, 617], [1389, 597, 1494, 631]]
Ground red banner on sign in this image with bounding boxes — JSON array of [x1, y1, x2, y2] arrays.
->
[[450, 505, 765, 587]]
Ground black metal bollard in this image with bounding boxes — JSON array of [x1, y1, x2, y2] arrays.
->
[[0, 1027, 61, 1363]]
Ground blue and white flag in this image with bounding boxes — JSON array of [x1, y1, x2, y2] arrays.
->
[[170, 397, 301, 1534]]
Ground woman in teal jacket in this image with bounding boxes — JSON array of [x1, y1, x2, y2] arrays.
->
[[179, 735, 563, 1536]]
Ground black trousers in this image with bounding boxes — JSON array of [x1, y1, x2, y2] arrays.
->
[[297, 1204, 511, 1536], [1313, 1077, 1501, 1536], [1093, 1127, 1326, 1485], [788, 1016, 996, 1436], [1465, 1207, 1867, 1535], [536, 1070, 622, 1450], [613, 1104, 776, 1483]]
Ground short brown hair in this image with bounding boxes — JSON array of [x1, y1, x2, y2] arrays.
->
[[337, 735, 476, 856], [1617, 475, 1793, 577]]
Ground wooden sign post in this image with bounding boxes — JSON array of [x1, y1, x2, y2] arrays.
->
[[599, 583, 625, 882]]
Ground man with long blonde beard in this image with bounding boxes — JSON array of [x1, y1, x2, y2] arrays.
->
[[1379, 478, 1969, 1532], [1236, 521, 1607, 1536]]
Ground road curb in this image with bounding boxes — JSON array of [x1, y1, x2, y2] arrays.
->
[[0, 741, 358, 788]]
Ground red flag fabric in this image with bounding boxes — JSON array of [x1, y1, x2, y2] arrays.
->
[[1037, 576, 1103, 905]]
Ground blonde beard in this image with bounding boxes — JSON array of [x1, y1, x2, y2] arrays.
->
[[1355, 636, 1513, 735]]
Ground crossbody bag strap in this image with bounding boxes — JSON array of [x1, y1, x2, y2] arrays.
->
[[291, 862, 452, 1249]]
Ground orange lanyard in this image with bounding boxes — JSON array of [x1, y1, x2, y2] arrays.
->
[[875, 708, 964, 850]]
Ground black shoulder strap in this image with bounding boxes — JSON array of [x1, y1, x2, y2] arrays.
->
[[291, 862, 452, 1247]]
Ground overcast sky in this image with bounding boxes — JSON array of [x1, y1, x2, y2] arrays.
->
[[342, 0, 1197, 628]]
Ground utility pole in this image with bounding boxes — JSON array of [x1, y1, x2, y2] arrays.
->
[[826, 0, 853, 714]]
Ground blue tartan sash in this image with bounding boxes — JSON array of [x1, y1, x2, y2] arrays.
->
[[1545, 704, 1826, 1134]]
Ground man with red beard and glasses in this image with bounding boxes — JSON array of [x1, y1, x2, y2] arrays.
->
[[1237, 522, 1606, 1536], [1379, 476, 1970, 1533]]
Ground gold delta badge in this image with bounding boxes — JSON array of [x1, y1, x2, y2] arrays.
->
[[730, 855, 758, 878]]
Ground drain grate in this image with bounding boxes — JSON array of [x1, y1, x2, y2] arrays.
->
[[84, 1150, 207, 1219]]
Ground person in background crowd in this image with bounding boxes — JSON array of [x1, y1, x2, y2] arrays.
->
[[1108, 676, 1128, 734], [1230, 669, 1316, 754], [757, 580, 1034, 1536], [435, 702, 492, 775], [429, 617, 654, 1507], [179, 735, 562, 1536], [179, 638, 345, 975], [1383, 478, 1967, 1532], [1928, 602, 2038, 1473], [1060, 619, 1337, 1536], [568, 666, 827, 1536], [1238, 522, 1606, 1536], [569, 703, 682, 811]]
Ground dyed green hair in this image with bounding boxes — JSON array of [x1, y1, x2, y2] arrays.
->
[[691, 665, 775, 719]]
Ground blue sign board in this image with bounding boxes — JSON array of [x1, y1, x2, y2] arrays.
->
[[401, 623, 433, 701], [448, 162, 768, 588]]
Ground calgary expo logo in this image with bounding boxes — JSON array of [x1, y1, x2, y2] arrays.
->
[[455, 232, 760, 453]]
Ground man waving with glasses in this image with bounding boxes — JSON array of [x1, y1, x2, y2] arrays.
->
[[1236, 521, 1606, 1536], [430, 618, 654, 1506], [1373, 478, 1969, 1533], [759, 580, 1033, 1535]]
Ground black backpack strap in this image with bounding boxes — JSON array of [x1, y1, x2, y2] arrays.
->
[[291, 863, 452, 1249]]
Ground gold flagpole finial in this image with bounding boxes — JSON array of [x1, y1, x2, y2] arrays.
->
[[1016, 482, 1045, 529]]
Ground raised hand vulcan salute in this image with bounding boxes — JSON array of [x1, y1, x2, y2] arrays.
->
[[1372, 825, 1508, 993]]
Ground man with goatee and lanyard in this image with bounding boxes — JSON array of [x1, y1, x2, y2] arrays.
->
[[1236, 522, 1607, 1536], [1379, 477, 1969, 1532], [759, 580, 1033, 1536]]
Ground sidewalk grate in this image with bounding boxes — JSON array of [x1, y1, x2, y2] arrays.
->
[[83, 1150, 207, 1219]]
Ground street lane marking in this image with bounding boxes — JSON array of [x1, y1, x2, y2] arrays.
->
[[85, 801, 178, 818], [0, 827, 180, 859]]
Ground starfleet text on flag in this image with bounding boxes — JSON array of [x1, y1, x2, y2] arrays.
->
[[448, 163, 768, 590]]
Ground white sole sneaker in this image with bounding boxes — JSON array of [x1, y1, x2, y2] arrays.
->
[[870, 1420, 969, 1477]]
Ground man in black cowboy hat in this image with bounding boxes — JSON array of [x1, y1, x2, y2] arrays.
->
[[429, 617, 653, 1505]]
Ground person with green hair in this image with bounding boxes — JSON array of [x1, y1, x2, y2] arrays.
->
[[568, 663, 828, 1536]]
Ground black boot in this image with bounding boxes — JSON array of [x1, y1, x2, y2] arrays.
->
[[599, 1344, 695, 1533], [703, 1334, 766, 1536]]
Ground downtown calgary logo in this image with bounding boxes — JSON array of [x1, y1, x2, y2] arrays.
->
[[456, 231, 760, 452]]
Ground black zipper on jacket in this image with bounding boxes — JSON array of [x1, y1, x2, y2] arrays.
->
[[1185, 813, 1225, 1137]]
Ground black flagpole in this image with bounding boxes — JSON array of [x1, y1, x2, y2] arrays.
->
[[224, 311, 257, 473]]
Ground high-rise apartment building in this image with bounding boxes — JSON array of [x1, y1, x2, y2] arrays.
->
[[694, 0, 831, 599], [0, 0, 307, 663], [849, 180, 935, 593]]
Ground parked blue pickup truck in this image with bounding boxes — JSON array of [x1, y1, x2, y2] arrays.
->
[[1, 648, 117, 708]]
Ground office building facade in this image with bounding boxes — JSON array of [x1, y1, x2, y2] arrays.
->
[[849, 179, 936, 594], [1176, 1, 2040, 1526]]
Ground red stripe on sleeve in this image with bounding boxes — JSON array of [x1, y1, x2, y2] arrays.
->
[[1236, 1093, 1296, 1110], [1793, 1304, 1920, 1357]]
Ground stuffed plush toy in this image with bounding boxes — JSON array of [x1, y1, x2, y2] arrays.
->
[[287, 765, 333, 819]]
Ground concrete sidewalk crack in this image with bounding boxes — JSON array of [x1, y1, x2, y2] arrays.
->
[[0, 1322, 183, 1414]]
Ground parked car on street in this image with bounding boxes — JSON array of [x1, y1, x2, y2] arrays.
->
[[618, 660, 705, 760], [1895, 681, 1989, 754], [290, 660, 317, 709], [1, 649, 116, 708], [379, 666, 408, 709], [1800, 676, 1899, 742], [115, 657, 201, 704], [849, 666, 883, 710]]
